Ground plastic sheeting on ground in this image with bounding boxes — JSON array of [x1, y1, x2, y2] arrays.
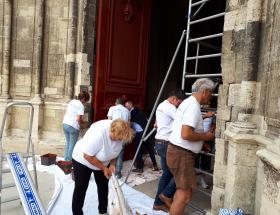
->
[[35, 157, 168, 215]]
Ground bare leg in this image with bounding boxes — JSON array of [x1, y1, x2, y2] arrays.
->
[[169, 188, 192, 215]]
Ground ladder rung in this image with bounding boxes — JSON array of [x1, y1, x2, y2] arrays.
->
[[191, 0, 211, 7], [190, 12, 225, 25], [195, 168, 213, 177], [1, 182, 16, 189], [1, 196, 20, 203], [186, 53, 221, 60], [189, 33, 223, 43], [185, 73, 222, 78]]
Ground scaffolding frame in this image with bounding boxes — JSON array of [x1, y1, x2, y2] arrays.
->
[[124, 0, 225, 213]]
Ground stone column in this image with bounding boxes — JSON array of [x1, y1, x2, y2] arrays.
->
[[256, 147, 280, 215], [1, 0, 12, 98], [65, 0, 78, 99], [30, 0, 45, 143], [32, 0, 45, 98]]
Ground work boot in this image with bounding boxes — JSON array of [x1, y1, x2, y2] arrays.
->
[[159, 193, 173, 208], [153, 204, 169, 213]]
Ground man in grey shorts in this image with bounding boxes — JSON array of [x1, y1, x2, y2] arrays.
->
[[167, 78, 216, 215]]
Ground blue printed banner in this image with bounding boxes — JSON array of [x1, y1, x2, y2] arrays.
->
[[9, 153, 43, 215]]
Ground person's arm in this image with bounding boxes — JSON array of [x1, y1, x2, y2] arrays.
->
[[76, 115, 88, 128], [83, 153, 111, 178], [109, 158, 117, 174], [181, 125, 214, 142]]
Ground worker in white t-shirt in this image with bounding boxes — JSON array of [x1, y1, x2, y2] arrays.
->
[[107, 97, 131, 179], [63, 91, 90, 161], [167, 78, 216, 215], [107, 97, 130, 121], [153, 89, 186, 212], [72, 119, 134, 215]]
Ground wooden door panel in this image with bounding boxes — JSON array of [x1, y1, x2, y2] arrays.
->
[[94, 0, 151, 121]]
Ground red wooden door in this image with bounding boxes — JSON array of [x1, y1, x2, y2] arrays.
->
[[93, 0, 151, 121]]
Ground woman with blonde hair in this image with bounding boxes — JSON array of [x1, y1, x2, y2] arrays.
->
[[71, 119, 134, 215]]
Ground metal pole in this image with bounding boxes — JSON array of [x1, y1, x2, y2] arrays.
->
[[123, 30, 187, 184], [181, 0, 193, 90], [194, 43, 200, 74]]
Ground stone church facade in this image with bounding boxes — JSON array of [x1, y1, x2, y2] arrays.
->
[[0, 0, 279, 214]]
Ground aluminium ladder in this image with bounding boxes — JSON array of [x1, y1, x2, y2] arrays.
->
[[0, 102, 46, 215], [124, 0, 225, 212]]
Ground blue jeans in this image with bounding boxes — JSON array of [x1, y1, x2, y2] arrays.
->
[[135, 131, 157, 169], [154, 141, 176, 206], [116, 145, 125, 174], [63, 124, 79, 161]]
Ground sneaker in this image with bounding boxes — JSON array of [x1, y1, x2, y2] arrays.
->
[[153, 204, 169, 213], [132, 168, 143, 173]]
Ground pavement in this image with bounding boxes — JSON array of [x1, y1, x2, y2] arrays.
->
[[1, 157, 211, 215]]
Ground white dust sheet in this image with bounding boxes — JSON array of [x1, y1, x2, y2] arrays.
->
[[35, 157, 168, 215]]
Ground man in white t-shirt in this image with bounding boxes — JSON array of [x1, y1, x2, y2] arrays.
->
[[167, 78, 216, 215], [107, 97, 130, 121], [153, 89, 186, 212], [72, 119, 134, 215], [107, 97, 131, 178]]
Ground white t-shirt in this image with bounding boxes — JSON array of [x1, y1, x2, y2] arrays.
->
[[155, 100, 177, 141], [168, 96, 204, 153], [107, 104, 130, 121], [63, 100, 84, 130], [72, 120, 123, 170]]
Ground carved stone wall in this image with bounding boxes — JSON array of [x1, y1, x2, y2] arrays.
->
[[0, 0, 96, 155], [211, 0, 280, 214]]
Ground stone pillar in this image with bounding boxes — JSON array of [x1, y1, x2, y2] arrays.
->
[[32, 0, 45, 98], [65, 0, 78, 99], [30, 0, 45, 144], [255, 138, 280, 215], [223, 122, 259, 214], [1, 0, 12, 98]]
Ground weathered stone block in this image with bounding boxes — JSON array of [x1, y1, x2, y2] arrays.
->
[[228, 84, 241, 106], [211, 187, 225, 215], [215, 138, 227, 165], [17, 6, 35, 17], [213, 162, 227, 189], [221, 53, 236, 84], [215, 119, 226, 138], [218, 84, 229, 108], [228, 141, 258, 167], [224, 165, 257, 214], [15, 17, 34, 39], [217, 106, 232, 121]]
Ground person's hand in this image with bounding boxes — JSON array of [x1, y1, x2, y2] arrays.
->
[[103, 167, 111, 179], [205, 131, 215, 141], [203, 111, 215, 119], [154, 122, 157, 128], [109, 164, 116, 174]]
